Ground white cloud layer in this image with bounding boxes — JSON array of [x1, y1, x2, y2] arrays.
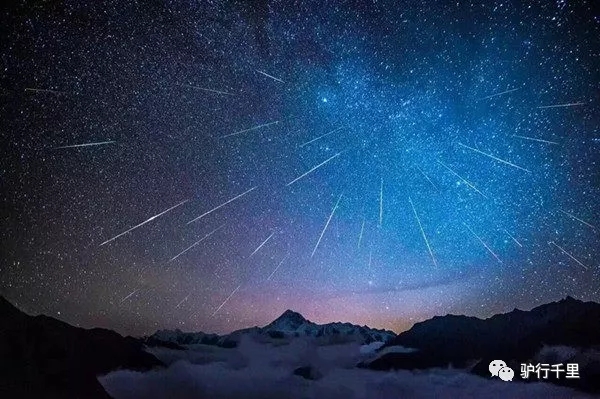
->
[[99, 337, 594, 399]]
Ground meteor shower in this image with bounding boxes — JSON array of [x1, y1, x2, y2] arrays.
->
[[1, 1, 599, 398]]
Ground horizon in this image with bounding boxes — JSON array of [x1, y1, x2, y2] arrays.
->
[[2, 293, 590, 337]]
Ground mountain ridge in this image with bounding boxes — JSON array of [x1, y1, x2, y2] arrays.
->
[[364, 295, 600, 393], [0, 295, 163, 399], [145, 308, 397, 348]]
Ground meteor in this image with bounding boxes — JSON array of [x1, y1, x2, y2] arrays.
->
[[212, 285, 241, 317], [463, 223, 502, 263], [478, 87, 520, 100], [504, 230, 523, 247], [537, 102, 585, 109], [267, 253, 289, 281], [512, 135, 559, 145], [358, 218, 365, 249], [299, 127, 344, 148], [176, 293, 190, 308], [120, 288, 141, 303], [559, 210, 596, 230], [249, 232, 274, 257], [549, 241, 588, 270], [409, 197, 438, 267], [416, 166, 438, 190], [187, 186, 257, 224], [256, 70, 284, 83], [54, 141, 115, 149], [286, 152, 341, 186], [458, 142, 530, 172], [169, 224, 226, 262], [437, 160, 487, 198], [312, 193, 343, 257], [221, 121, 280, 138], [379, 178, 383, 227], [25, 87, 66, 95], [100, 199, 189, 246], [181, 84, 234, 96]]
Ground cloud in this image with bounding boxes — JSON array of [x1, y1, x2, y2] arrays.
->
[[331, 270, 480, 299], [98, 337, 594, 399]]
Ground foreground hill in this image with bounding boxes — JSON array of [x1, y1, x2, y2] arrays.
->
[[364, 296, 600, 393], [0, 296, 163, 398], [146, 309, 396, 349]]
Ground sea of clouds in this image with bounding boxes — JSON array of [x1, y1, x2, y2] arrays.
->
[[98, 336, 594, 399]]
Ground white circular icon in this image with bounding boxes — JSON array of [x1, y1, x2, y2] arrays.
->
[[498, 366, 515, 381], [489, 360, 507, 377]]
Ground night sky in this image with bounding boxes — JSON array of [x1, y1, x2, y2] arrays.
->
[[1, 0, 599, 336]]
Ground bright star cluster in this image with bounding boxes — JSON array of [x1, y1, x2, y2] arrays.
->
[[1, 0, 598, 335]]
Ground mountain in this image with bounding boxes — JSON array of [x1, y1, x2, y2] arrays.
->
[[363, 296, 600, 393], [145, 309, 396, 348], [259, 309, 396, 343], [0, 296, 163, 399], [147, 329, 222, 349]]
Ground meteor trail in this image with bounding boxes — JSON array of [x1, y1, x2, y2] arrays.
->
[[504, 230, 523, 247], [221, 121, 280, 138], [559, 210, 596, 230], [169, 224, 226, 262], [100, 199, 189, 246], [187, 186, 257, 224], [299, 127, 344, 148], [358, 218, 365, 249], [437, 160, 487, 198], [478, 87, 520, 100], [54, 140, 115, 149], [512, 135, 559, 145], [286, 152, 341, 186], [25, 87, 66, 95], [368, 249, 373, 268], [267, 253, 289, 281], [249, 232, 274, 257], [409, 197, 438, 267], [212, 285, 241, 317], [379, 178, 383, 227], [537, 102, 585, 109], [458, 142, 530, 172], [176, 293, 190, 308], [416, 166, 438, 190], [312, 193, 343, 257], [463, 223, 502, 263], [181, 84, 234, 96], [256, 70, 284, 83], [120, 288, 141, 303], [549, 241, 588, 270]]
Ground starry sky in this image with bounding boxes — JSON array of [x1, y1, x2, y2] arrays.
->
[[1, 0, 599, 336]]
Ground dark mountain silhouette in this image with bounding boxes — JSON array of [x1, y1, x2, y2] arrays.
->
[[0, 296, 163, 399], [146, 309, 396, 348], [5, 293, 600, 397], [363, 296, 600, 393]]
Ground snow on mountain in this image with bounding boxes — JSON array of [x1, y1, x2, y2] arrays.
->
[[144, 309, 396, 348]]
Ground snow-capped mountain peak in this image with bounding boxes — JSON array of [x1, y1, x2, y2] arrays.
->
[[266, 309, 309, 331], [144, 310, 396, 348]]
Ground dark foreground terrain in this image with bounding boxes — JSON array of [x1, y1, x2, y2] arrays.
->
[[364, 296, 600, 394], [2, 295, 600, 398], [0, 296, 162, 398]]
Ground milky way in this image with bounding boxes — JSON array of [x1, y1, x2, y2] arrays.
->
[[1, 0, 599, 335]]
